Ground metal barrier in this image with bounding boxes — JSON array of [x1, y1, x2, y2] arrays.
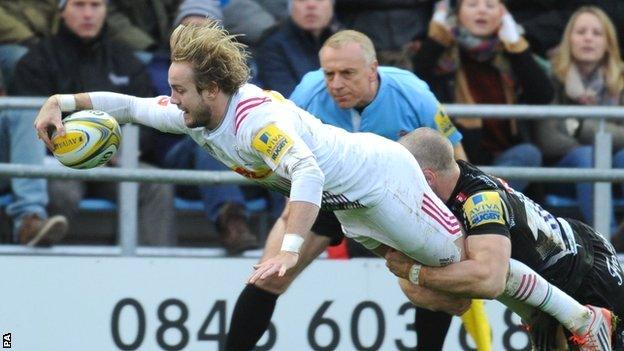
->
[[2, 98, 624, 256]]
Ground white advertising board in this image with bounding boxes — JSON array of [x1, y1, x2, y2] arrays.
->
[[0, 256, 530, 350]]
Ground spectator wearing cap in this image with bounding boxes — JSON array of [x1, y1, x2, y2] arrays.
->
[[223, 0, 288, 47], [142, 0, 221, 97], [136, 0, 223, 174], [162, 0, 262, 255], [174, 0, 222, 26], [255, 0, 339, 97]]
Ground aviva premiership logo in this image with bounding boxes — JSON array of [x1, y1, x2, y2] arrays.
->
[[260, 132, 288, 161], [252, 124, 293, 165], [464, 192, 505, 227], [434, 107, 457, 138]]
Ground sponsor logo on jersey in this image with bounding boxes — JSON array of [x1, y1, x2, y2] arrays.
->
[[472, 194, 484, 205], [232, 166, 272, 179], [463, 191, 505, 227], [434, 107, 457, 138], [263, 89, 287, 103], [439, 256, 457, 266], [252, 124, 293, 164], [455, 192, 468, 203]]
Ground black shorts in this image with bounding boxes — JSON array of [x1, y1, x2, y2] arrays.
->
[[567, 219, 624, 348], [310, 210, 344, 246], [565, 219, 624, 316]]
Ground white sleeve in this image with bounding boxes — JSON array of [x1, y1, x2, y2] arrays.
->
[[88, 92, 187, 134], [281, 150, 324, 206], [239, 108, 324, 206]]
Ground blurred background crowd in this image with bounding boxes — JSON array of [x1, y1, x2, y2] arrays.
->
[[1, 0, 624, 255]]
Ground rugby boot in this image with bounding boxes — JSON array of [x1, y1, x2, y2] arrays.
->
[[569, 305, 615, 351]]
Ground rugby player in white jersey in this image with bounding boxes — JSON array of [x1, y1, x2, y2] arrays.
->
[[33, 23, 613, 351], [35, 22, 465, 277]]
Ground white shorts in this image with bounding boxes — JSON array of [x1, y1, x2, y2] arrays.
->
[[335, 142, 463, 267]]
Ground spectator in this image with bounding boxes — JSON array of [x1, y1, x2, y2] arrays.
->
[[106, 0, 181, 55], [174, 0, 222, 27], [140, 0, 224, 155], [505, 0, 624, 58], [533, 6, 624, 244], [10, 0, 175, 246], [335, 0, 435, 69], [144, 0, 222, 110], [105, 0, 181, 104], [255, 0, 339, 96], [162, 3, 262, 255], [223, 0, 288, 47], [0, 69, 68, 246], [413, 0, 553, 191], [0, 0, 59, 87]]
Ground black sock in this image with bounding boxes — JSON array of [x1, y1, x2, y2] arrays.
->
[[415, 307, 453, 351], [225, 284, 279, 351]]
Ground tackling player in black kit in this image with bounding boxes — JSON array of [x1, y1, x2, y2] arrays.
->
[[387, 127, 623, 350]]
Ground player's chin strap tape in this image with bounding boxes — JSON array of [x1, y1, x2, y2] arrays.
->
[[57, 94, 76, 112], [281, 234, 304, 254], [409, 263, 422, 285]]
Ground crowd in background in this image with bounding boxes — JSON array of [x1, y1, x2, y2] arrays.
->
[[1, 0, 624, 254]]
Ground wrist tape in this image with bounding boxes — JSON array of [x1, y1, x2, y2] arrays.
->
[[281, 234, 304, 254], [57, 94, 76, 112]]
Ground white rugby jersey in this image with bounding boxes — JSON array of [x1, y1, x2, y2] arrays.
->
[[90, 84, 394, 211], [90, 84, 464, 264]]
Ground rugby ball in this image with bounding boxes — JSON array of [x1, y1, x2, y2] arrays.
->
[[51, 110, 121, 169]]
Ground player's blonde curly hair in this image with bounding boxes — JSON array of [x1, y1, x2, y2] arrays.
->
[[170, 22, 250, 95]]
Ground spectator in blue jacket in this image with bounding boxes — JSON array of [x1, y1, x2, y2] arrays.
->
[[255, 0, 339, 96]]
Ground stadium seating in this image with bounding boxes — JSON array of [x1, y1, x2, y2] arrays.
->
[[0, 193, 270, 246]]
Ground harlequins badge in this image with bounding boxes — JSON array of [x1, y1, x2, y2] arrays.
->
[[455, 192, 467, 203]]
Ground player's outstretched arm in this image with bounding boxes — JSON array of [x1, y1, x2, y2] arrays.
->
[[34, 93, 93, 150], [386, 234, 511, 299]]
